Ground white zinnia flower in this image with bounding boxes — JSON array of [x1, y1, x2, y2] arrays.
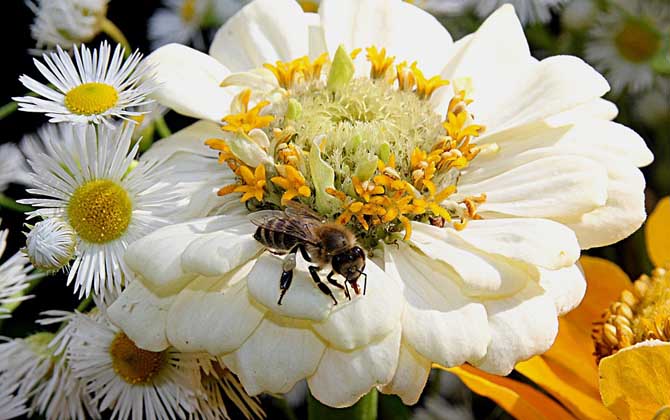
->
[[27, 0, 109, 51], [585, 0, 670, 95], [110, 0, 652, 408], [14, 41, 155, 126], [0, 143, 30, 193], [20, 123, 174, 299], [0, 222, 35, 319], [24, 219, 76, 272], [66, 311, 205, 420]]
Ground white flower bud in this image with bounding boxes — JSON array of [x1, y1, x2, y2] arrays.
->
[[25, 219, 76, 272]]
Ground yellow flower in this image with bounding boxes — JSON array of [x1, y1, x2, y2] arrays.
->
[[219, 164, 267, 203], [270, 165, 311, 204], [366, 46, 395, 80], [442, 197, 670, 420], [221, 89, 274, 134]]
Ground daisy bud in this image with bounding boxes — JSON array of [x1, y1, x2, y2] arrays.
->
[[24, 219, 76, 272]]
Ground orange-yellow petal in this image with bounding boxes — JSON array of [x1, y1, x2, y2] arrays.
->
[[445, 365, 575, 420], [516, 357, 615, 420], [599, 342, 670, 420], [646, 197, 670, 267]]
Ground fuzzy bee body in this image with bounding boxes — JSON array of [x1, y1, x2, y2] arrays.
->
[[249, 203, 367, 305]]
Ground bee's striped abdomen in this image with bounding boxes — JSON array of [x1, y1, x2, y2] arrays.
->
[[253, 218, 301, 252]]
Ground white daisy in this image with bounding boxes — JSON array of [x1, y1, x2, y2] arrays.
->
[[20, 123, 175, 299], [422, 0, 566, 24], [110, 0, 651, 408], [66, 311, 204, 420], [27, 0, 109, 51], [20, 124, 77, 171], [0, 222, 35, 319], [14, 41, 155, 126], [24, 218, 76, 272], [149, 0, 211, 50], [585, 0, 670, 94], [0, 143, 30, 193]]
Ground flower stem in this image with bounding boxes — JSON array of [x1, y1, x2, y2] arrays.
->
[[0, 194, 33, 213], [100, 18, 131, 57], [0, 101, 18, 120], [308, 389, 378, 420], [154, 115, 172, 138]]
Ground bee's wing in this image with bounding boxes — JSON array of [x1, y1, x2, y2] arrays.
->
[[283, 201, 325, 222], [248, 210, 321, 245]]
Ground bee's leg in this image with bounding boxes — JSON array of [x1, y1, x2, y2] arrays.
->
[[278, 251, 297, 305], [326, 270, 349, 300], [359, 271, 368, 295], [308, 265, 338, 305], [277, 269, 293, 305], [297, 244, 312, 262]]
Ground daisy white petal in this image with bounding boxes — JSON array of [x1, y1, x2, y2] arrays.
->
[[20, 123, 175, 299], [149, 0, 211, 50], [0, 383, 28, 420], [0, 143, 30, 192], [15, 41, 155, 125], [0, 223, 36, 319]]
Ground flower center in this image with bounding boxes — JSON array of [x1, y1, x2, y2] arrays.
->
[[209, 46, 488, 248], [68, 179, 132, 243], [26, 332, 56, 359], [109, 332, 166, 385], [593, 266, 670, 361], [614, 19, 661, 63], [180, 0, 197, 22], [64, 82, 119, 115]]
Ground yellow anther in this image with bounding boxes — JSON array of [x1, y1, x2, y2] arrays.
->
[[442, 111, 485, 142], [350, 48, 362, 60], [218, 164, 267, 202], [205, 138, 241, 170], [353, 176, 384, 202], [271, 164, 311, 204], [366, 46, 395, 80], [410, 63, 449, 99], [222, 89, 274, 134], [448, 89, 475, 116]]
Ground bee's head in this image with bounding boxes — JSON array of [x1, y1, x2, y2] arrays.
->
[[332, 246, 366, 294]]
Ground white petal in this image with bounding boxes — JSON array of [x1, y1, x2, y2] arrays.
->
[[449, 219, 580, 270], [222, 318, 325, 395], [308, 327, 401, 408], [436, 5, 530, 116], [247, 254, 334, 321], [538, 265, 585, 316], [209, 0, 309, 72], [311, 259, 404, 351], [459, 155, 608, 219], [385, 245, 490, 367], [379, 341, 431, 405], [147, 43, 233, 122], [319, 0, 453, 75], [545, 98, 618, 126], [305, 12, 327, 59], [108, 280, 173, 352], [142, 120, 221, 162], [410, 224, 531, 296], [125, 215, 250, 294], [473, 282, 558, 375], [181, 220, 262, 277], [166, 263, 266, 354]]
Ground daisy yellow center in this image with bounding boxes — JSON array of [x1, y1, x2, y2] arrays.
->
[[211, 46, 488, 248], [68, 179, 132, 243], [109, 332, 166, 385], [26, 332, 56, 359], [64, 82, 119, 116], [593, 266, 670, 361], [614, 19, 661, 63]]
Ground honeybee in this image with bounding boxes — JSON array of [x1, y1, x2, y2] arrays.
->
[[249, 203, 367, 305]]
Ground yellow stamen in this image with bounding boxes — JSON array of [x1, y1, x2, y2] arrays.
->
[[271, 165, 311, 204], [352, 176, 385, 202], [222, 89, 274, 134], [205, 138, 242, 170], [410, 63, 449, 99], [64, 82, 118, 115], [366, 46, 395, 80], [109, 332, 166, 385], [68, 179, 132, 243], [264, 54, 329, 89]]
